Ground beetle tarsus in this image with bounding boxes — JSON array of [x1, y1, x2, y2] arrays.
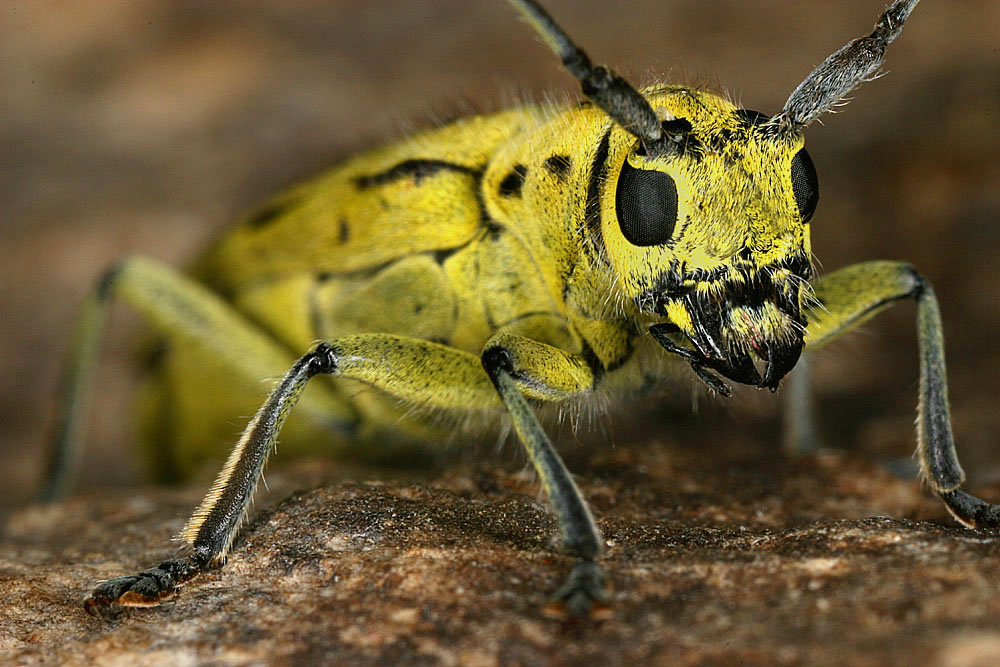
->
[[939, 490, 1000, 529], [84, 556, 203, 618], [542, 560, 612, 620]]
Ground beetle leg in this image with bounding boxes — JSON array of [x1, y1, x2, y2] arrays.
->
[[781, 355, 822, 455], [85, 328, 607, 616], [43, 255, 357, 501], [481, 330, 607, 618], [807, 260, 1000, 527], [84, 336, 496, 616], [84, 343, 340, 617]]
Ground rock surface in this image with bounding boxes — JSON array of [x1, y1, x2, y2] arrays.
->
[[4, 444, 1000, 666]]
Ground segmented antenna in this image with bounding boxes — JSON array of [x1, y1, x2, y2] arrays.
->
[[508, 0, 664, 147], [774, 0, 921, 131]]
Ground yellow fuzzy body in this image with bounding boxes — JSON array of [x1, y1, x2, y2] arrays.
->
[[130, 85, 816, 478]]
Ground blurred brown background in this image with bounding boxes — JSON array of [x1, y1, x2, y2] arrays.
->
[[1, 0, 998, 504]]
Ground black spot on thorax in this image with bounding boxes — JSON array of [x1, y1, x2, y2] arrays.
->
[[543, 154, 572, 182], [498, 164, 528, 198]]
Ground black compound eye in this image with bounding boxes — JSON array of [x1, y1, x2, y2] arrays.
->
[[790, 148, 819, 223], [615, 160, 678, 246]]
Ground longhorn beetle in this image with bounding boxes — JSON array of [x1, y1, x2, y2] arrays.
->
[[45, 0, 999, 617]]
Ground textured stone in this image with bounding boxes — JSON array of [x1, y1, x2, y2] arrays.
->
[[4, 445, 1000, 665]]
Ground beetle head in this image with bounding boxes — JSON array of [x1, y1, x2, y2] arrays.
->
[[599, 89, 816, 391]]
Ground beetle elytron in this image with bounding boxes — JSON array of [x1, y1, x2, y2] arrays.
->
[[44, 0, 999, 617]]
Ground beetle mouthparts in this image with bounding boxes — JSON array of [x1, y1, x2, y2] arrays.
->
[[651, 320, 803, 396], [648, 274, 807, 395]]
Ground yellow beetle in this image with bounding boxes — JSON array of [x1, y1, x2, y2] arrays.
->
[[38, 0, 998, 617]]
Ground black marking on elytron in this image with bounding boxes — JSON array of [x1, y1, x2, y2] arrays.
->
[[338, 218, 350, 243], [430, 231, 482, 266], [498, 164, 528, 198], [583, 129, 613, 266], [423, 336, 451, 346], [433, 248, 456, 265], [244, 198, 297, 229], [312, 235, 482, 287], [544, 155, 572, 181], [312, 256, 406, 285], [354, 159, 481, 189]]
